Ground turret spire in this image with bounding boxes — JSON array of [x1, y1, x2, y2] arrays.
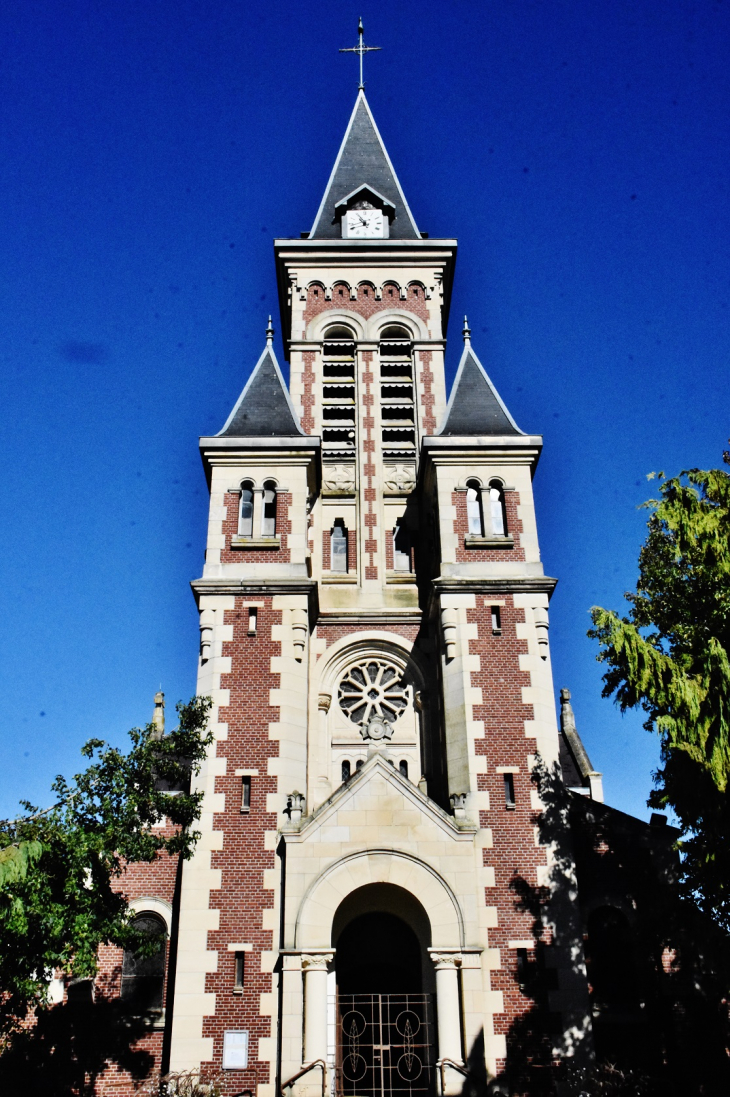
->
[[462, 316, 471, 346]]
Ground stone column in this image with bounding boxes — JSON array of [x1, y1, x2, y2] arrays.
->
[[429, 950, 463, 1091], [302, 952, 334, 1065]]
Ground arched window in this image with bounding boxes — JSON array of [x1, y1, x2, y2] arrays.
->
[[239, 481, 254, 538], [341, 759, 351, 783], [466, 480, 484, 536], [489, 482, 507, 536], [355, 759, 364, 772], [121, 913, 167, 1011], [399, 759, 409, 779], [261, 482, 276, 537], [331, 521, 348, 573], [393, 520, 411, 572]]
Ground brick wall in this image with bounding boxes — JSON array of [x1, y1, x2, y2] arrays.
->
[[303, 280, 430, 328], [199, 596, 282, 1094], [467, 595, 555, 1079]]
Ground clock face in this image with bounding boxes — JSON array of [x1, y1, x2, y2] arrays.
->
[[345, 208, 385, 238]]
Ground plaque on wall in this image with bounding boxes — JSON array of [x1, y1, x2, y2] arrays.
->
[[223, 1029, 249, 1070]]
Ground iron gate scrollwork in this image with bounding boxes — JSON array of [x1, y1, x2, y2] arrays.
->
[[336, 994, 435, 1097]]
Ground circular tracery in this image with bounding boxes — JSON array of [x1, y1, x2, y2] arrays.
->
[[338, 659, 409, 726]]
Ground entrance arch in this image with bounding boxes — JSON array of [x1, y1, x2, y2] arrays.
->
[[332, 883, 434, 995], [295, 849, 464, 950], [331, 884, 437, 1097]]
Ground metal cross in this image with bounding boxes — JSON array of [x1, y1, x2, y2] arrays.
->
[[339, 17, 381, 90]]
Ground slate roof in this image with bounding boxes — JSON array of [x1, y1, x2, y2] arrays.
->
[[309, 91, 420, 240], [216, 343, 306, 438], [437, 342, 525, 436]]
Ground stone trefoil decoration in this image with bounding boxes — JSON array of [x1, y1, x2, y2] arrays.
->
[[338, 659, 409, 745]]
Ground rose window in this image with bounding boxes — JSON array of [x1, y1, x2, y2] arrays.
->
[[338, 660, 410, 726]]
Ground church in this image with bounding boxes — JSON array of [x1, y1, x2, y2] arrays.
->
[[80, 47, 707, 1097]]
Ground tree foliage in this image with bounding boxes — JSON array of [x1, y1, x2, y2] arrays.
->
[[0, 696, 212, 1031], [589, 452, 730, 927]]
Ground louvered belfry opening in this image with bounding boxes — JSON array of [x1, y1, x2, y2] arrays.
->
[[379, 326, 416, 457], [322, 327, 357, 458]]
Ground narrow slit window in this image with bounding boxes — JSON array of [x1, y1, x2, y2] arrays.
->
[[261, 483, 276, 537], [516, 947, 529, 989], [490, 484, 506, 537], [341, 760, 351, 783], [466, 481, 484, 536], [240, 484, 254, 538], [248, 607, 257, 636], [399, 760, 409, 779], [355, 759, 364, 772], [393, 521, 411, 572], [331, 521, 348, 573], [234, 952, 245, 991], [491, 606, 502, 634], [241, 776, 251, 813], [504, 772, 516, 809]]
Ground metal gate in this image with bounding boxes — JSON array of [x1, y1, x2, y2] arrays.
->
[[336, 994, 435, 1097]]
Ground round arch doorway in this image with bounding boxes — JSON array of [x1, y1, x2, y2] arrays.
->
[[332, 885, 436, 1097]]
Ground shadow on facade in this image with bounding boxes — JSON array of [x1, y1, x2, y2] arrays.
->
[[459, 760, 730, 1097], [0, 996, 158, 1095]]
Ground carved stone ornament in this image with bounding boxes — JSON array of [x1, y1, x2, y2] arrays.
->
[[429, 951, 462, 970], [323, 463, 356, 494], [384, 463, 416, 494], [361, 715, 394, 742], [301, 953, 333, 972]]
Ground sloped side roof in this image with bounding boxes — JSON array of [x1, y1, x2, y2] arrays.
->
[[437, 344, 525, 436], [309, 92, 420, 240], [217, 344, 305, 438]]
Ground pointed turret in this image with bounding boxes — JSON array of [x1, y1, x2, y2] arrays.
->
[[309, 91, 420, 240], [217, 320, 306, 438], [559, 688, 604, 802], [437, 319, 525, 436]]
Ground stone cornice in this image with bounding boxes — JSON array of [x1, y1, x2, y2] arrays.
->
[[432, 575, 558, 596]]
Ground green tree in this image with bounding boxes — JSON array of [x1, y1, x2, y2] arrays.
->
[[589, 451, 730, 928], [0, 696, 212, 1031]]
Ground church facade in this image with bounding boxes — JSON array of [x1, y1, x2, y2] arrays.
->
[[77, 87, 703, 1097], [166, 89, 594, 1094]]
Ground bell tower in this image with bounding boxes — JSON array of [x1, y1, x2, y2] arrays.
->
[[169, 65, 592, 1096]]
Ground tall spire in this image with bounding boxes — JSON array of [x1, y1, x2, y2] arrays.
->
[[339, 18, 381, 91], [309, 92, 420, 240]]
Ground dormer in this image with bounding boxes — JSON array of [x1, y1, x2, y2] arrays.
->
[[335, 185, 396, 239]]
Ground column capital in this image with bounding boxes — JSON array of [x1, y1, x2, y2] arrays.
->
[[428, 948, 462, 970], [301, 951, 334, 972], [318, 693, 332, 712]]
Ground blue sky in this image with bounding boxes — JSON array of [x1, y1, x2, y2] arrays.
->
[[1, 1, 728, 821]]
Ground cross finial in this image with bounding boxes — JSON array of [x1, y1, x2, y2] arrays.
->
[[339, 17, 381, 90], [266, 315, 274, 346], [462, 316, 472, 346]]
